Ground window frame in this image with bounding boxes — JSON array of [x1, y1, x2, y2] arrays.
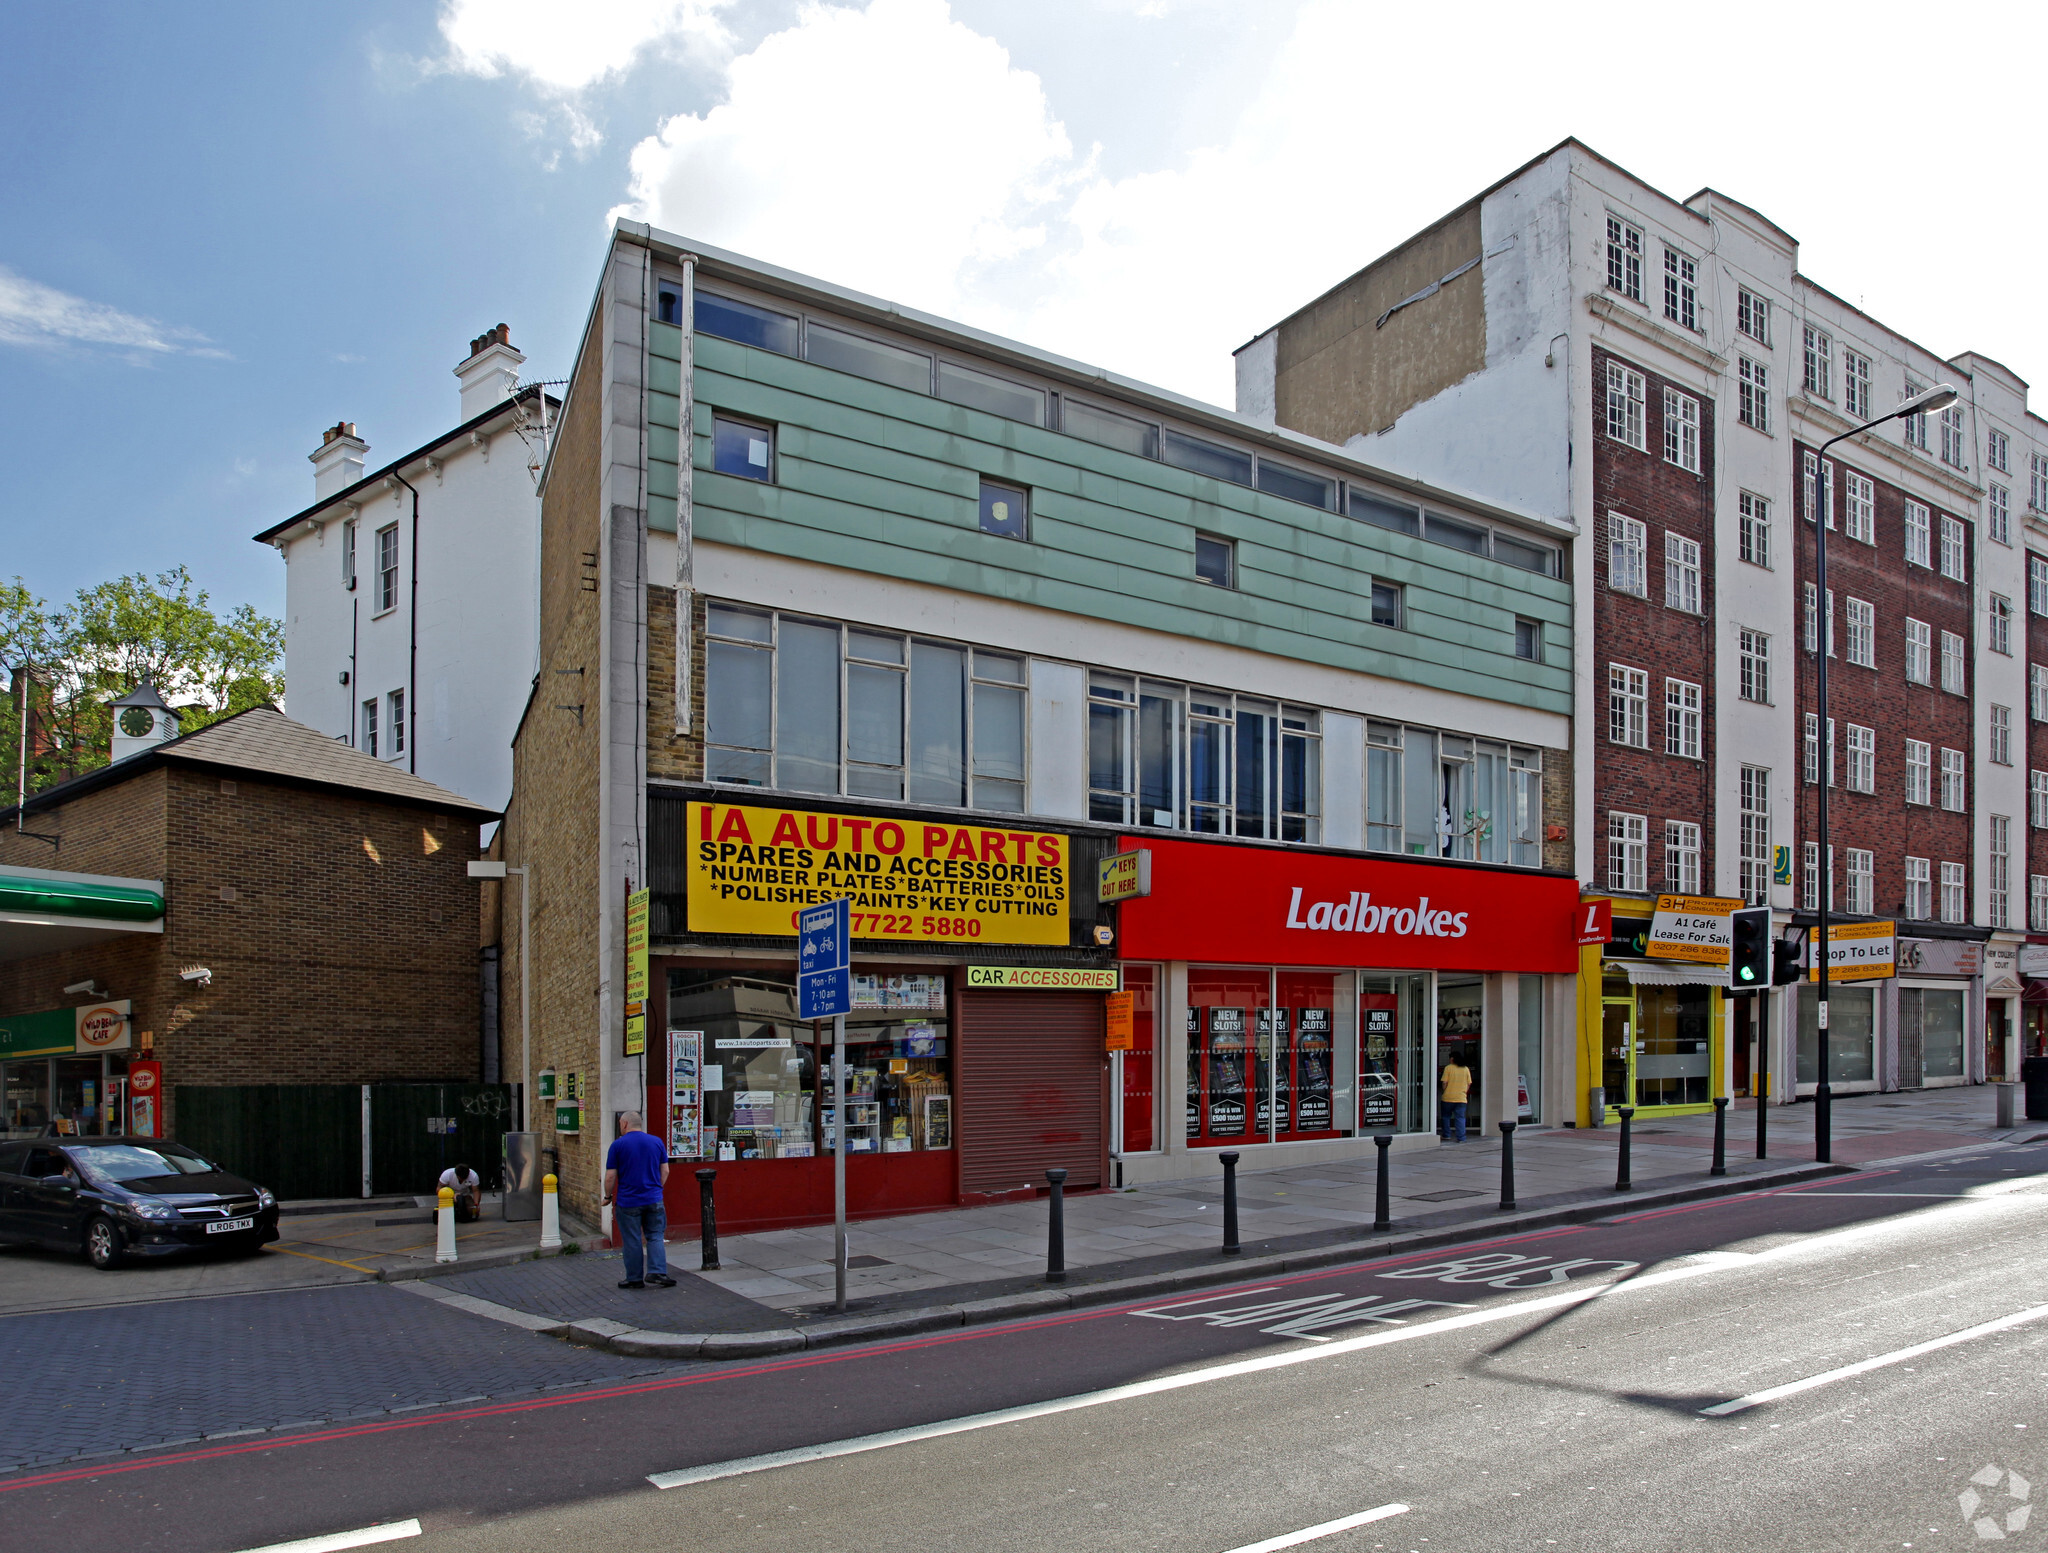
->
[[978, 478, 1029, 541], [1992, 703, 2014, 766], [1662, 387, 1701, 472], [1845, 722, 1874, 793], [1738, 629, 1771, 704], [1665, 820, 1701, 895], [1905, 618, 1932, 685], [1606, 362, 1647, 449], [1605, 215, 1644, 302], [1608, 810, 1648, 894], [1844, 596, 1875, 668], [374, 523, 399, 615], [1736, 288, 1770, 345], [1664, 530, 1702, 613], [1608, 511, 1648, 596], [1843, 350, 1871, 418], [1608, 664, 1649, 749], [710, 413, 777, 484], [1843, 469, 1875, 544], [1991, 593, 2014, 656], [1662, 247, 1699, 332], [1737, 356, 1770, 432], [1738, 491, 1771, 568], [1802, 324, 1833, 400], [1193, 533, 1236, 589], [1665, 676, 1702, 760], [1905, 740, 1932, 806], [1939, 746, 1966, 811]]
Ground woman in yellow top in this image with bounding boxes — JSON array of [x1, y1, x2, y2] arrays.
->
[[1439, 1055, 1473, 1143]]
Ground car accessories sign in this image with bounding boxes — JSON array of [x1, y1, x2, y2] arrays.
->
[[965, 966, 1119, 990], [1809, 920, 1895, 982], [687, 802, 1070, 945], [1644, 895, 1744, 964]]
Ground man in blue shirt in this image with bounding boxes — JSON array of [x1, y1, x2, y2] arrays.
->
[[603, 1111, 673, 1289]]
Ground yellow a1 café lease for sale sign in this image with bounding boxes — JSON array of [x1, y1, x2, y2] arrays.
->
[[1644, 893, 1745, 965], [687, 801, 1071, 946]]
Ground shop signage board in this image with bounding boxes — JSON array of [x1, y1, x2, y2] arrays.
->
[[1809, 921, 1896, 982], [127, 1060, 161, 1137], [1099, 849, 1152, 903], [1898, 938, 1982, 977], [687, 801, 1071, 945], [624, 888, 649, 1056], [797, 899, 851, 1021], [1575, 899, 1612, 947], [1645, 895, 1744, 965], [1115, 838, 1582, 972], [2019, 946, 2048, 978], [1105, 991, 1135, 1051], [965, 965, 1120, 990], [0, 999, 131, 1059], [1772, 846, 1794, 886]]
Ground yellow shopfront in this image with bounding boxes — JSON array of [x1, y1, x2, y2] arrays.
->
[[1574, 903, 1726, 1125]]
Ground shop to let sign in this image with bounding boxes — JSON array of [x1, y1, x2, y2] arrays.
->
[[1645, 895, 1743, 965], [1809, 920, 1895, 982], [966, 965, 1119, 991], [687, 802, 1070, 945]]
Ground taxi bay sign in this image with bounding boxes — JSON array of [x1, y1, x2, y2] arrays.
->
[[1644, 895, 1744, 965]]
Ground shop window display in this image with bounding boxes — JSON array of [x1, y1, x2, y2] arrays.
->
[[1633, 986, 1712, 1106], [1435, 976, 1483, 1124], [1186, 968, 1355, 1147], [1796, 984, 1877, 1086], [1358, 972, 1430, 1135], [1121, 966, 1157, 1152]]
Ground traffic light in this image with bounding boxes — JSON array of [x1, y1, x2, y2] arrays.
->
[[1729, 907, 1771, 989], [1773, 938, 1803, 985]]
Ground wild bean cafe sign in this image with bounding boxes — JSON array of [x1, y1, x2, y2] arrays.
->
[[0, 1000, 132, 1059], [1644, 895, 1744, 965]]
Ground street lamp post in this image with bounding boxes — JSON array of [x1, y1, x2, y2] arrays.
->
[[1808, 382, 1959, 1163]]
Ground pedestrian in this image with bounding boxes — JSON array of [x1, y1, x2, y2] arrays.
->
[[1439, 1052, 1473, 1143], [603, 1110, 674, 1290], [438, 1162, 483, 1222]]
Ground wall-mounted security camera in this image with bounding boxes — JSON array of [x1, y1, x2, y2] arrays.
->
[[63, 979, 104, 997], [179, 966, 214, 987]]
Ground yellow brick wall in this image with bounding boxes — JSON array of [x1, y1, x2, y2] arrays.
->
[[646, 585, 705, 784]]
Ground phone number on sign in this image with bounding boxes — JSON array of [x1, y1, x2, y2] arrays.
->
[[853, 913, 983, 938]]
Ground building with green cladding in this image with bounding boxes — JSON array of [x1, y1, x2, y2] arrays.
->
[[497, 222, 1584, 1240]]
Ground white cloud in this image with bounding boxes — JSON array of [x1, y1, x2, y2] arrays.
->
[[439, 0, 731, 94], [0, 267, 225, 359]]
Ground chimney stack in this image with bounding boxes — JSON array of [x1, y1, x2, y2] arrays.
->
[[309, 421, 368, 501], [455, 323, 525, 422]]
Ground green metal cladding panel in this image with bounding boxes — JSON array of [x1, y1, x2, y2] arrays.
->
[[676, 334, 1570, 713]]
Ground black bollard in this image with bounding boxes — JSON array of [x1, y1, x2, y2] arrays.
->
[[1045, 1167, 1068, 1283], [1219, 1151, 1241, 1254], [1372, 1133, 1393, 1232], [695, 1168, 720, 1270], [1614, 1105, 1635, 1192], [1710, 1096, 1729, 1177], [1497, 1120, 1518, 1211]]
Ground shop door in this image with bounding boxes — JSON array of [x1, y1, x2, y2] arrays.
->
[[1601, 999, 1632, 1109], [956, 990, 1106, 1195]]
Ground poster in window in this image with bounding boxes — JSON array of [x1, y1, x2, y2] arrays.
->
[[667, 1031, 702, 1159], [923, 1094, 952, 1149], [1296, 1007, 1333, 1131], [1185, 1005, 1201, 1139], [1254, 1007, 1291, 1133], [1206, 1007, 1246, 1135]]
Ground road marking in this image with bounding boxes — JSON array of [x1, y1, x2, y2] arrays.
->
[[264, 1244, 379, 1274], [1788, 1192, 1994, 1199], [1700, 1301, 2048, 1416], [233, 1520, 421, 1553], [1220, 1503, 1411, 1552]]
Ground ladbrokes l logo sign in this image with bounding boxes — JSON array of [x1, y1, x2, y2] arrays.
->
[[1284, 888, 1471, 939]]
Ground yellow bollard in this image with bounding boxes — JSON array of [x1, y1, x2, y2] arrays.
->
[[435, 1185, 457, 1264], [539, 1172, 561, 1251]]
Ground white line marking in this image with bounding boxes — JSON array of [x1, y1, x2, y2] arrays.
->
[[234, 1521, 422, 1553], [1220, 1503, 1412, 1552], [1787, 1192, 1994, 1199], [1700, 1302, 2048, 1416]]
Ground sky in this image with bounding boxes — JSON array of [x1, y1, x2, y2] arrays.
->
[[3, 0, 2043, 628]]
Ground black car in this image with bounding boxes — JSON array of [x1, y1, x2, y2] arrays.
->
[[0, 1138, 280, 1269]]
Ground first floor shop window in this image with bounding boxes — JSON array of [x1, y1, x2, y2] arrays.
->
[[1940, 861, 1968, 924], [1665, 820, 1700, 894], [1091, 675, 1320, 842], [1364, 721, 1541, 865], [1906, 740, 1931, 805], [1906, 856, 1932, 920], [1609, 811, 1648, 894], [705, 603, 1026, 812], [1846, 723, 1873, 793], [1991, 815, 2012, 929], [1739, 766, 1770, 904], [360, 697, 378, 758], [1665, 678, 1701, 759], [2033, 874, 2048, 933], [1846, 848, 1874, 915]]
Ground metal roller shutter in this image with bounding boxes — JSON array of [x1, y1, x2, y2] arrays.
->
[[956, 990, 1106, 1195]]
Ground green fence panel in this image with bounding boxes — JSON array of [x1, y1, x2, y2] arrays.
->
[[173, 1085, 362, 1200], [369, 1083, 514, 1195]]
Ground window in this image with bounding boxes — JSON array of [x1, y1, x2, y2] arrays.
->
[[1905, 856, 1932, 920], [656, 287, 680, 325], [804, 322, 931, 393], [1737, 288, 1770, 344], [1991, 593, 2014, 655], [1663, 248, 1698, 330], [1843, 470, 1874, 543], [1663, 388, 1700, 471], [1608, 811, 1648, 893], [360, 698, 378, 758], [1802, 584, 1832, 656], [1606, 215, 1643, 301], [1942, 631, 1967, 694], [704, 604, 1028, 813], [1989, 428, 2011, 473], [1847, 849, 1874, 916], [1608, 665, 1649, 747], [1992, 704, 2014, 766], [1738, 491, 1771, 567], [694, 291, 799, 355], [388, 690, 405, 758], [2034, 453, 2048, 512], [1905, 618, 1932, 684], [1902, 382, 1930, 450], [1802, 451, 1834, 527], [979, 479, 1028, 540], [2033, 664, 2048, 723], [1664, 531, 1701, 612], [1364, 723, 1541, 865], [1846, 723, 1874, 793], [1739, 767, 1771, 905], [2034, 874, 2048, 933], [1255, 460, 1333, 510], [1091, 676, 1322, 842], [711, 415, 775, 482], [1665, 678, 1701, 759], [1905, 501, 1931, 567], [1514, 618, 1541, 660], [1065, 400, 1158, 460], [1738, 357, 1770, 431], [1609, 512, 1647, 595], [1991, 815, 2013, 928], [1162, 429, 1253, 487], [1666, 821, 1701, 895], [1495, 532, 1560, 577], [1940, 405, 1968, 470], [1844, 350, 1871, 418], [1348, 489, 1418, 536], [1605, 361, 1647, 448], [2035, 770, 2048, 829], [1801, 842, 1831, 913], [1905, 740, 1932, 806], [1940, 861, 1967, 925], [1739, 629, 1771, 703], [1940, 747, 1966, 811], [341, 520, 357, 590], [938, 361, 1046, 426], [375, 524, 398, 613], [1371, 581, 1404, 629], [1939, 514, 1968, 581], [1990, 485, 2011, 545], [1423, 512, 1488, 555], [2034, 555, 2048, 615], [1845, 597, 1874, 667], [1803, 326, 1832, 400], [1803, 713, 1823, 785], [1193, 534, 1235, 588]]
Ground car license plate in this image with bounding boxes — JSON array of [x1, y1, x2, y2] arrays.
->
[[206, 1217, 255, 1235]]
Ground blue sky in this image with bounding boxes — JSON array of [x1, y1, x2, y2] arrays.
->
[[4, 1, 2040, 628]]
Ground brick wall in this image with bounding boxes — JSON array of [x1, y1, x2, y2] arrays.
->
[[646, 585, 705, 784], [1590, 346, 1718, 899], [2031, 565, 2048, 929]]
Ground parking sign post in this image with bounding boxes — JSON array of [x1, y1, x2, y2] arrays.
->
[[798, 900, 852, 1310]]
